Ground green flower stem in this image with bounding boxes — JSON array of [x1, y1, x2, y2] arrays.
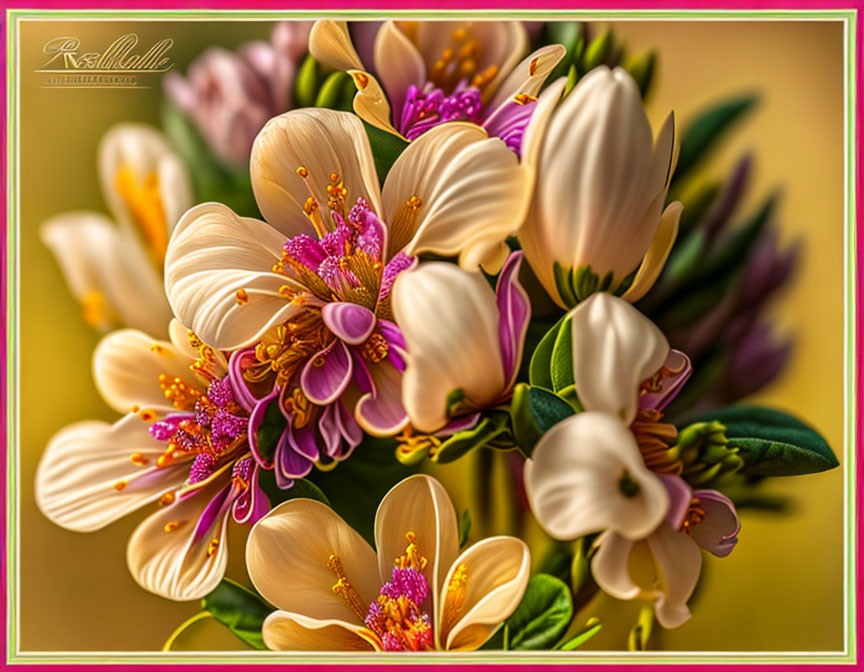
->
[[162, 611, 213, 652]]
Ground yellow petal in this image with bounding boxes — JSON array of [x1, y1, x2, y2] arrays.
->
[[262, 611, 375, 651], [348, 69, 402, 138], [309, 20, 364, 71], [438, 536, 530, 650], [374, 475, 460, 623], [620, 201, 683, 303], [246, 498, 379, 622]]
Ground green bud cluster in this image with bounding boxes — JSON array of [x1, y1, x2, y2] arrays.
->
[[672, 420, 745, 488]]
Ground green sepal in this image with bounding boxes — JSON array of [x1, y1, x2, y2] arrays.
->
[[558, 617, 603, 651], [433, 412, 511, 464], [529, 316, 566, 389], [257, 473, 330, 508], [364, 122, 409, 183], [510, 384, 576, 456], [294, 54, 319, 108], [625, 49, 656, 98], [201, 579, 271, 651], [550, 315, 574, 392], [582, 29, 613, 71], [553, 262, 579, 308], [690, 406, 838, 476], [671, 94, 758, 190], [502, 574, 574, 650]]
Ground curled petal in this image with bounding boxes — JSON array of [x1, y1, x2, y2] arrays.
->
[[35, 415, 189, 532], [309, 20, 365, 72], [569, 293, 669, 424], [322, 302, 376, 345], [646, 524, 702, 628], [348, 70, 401, 138], [495, 252, 531, 390], [246, 498, 379, 620], [691, 489, 740, 558], [301, 339, 353, 406], [524, 412, 668, 541], [382, 122, 530, 271], [438, 536, 531, 650], [486, 44, 567, 113], [639, 349, 692, 412], [93, 328, 197, 414], [392, 262, 505, 433], [354, 359, 408, 437], [620, 201, 683, 303], [165, 202, 309, 350], [262, 611, 375, 651]]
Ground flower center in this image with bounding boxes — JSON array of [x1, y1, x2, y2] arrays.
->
[[428, 27, 498, 94], [681, 497, 706, 534], [630, 409, 681, 474], [397, 83, 483, 141], [113, 164, 167, 264], [244, 312, 332, 390]]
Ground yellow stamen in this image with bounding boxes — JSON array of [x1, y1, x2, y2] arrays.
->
[[113, 480, 127, 492], [353, 72, 369, 89], [296, 166, 309, 178], [328, 553, 368, 621], [207, 538, 220, 557], [388, 195, 423, 257], [284, 387, 313, 428], [139, 408, 156, 422], [443, 563, 469, 624], [159, 490, 176, 506], [529, 56, 540, 75], [360, 332, 389, 363], [163, 521, 181, 532], [513, 93, 537, 106], [681, 498, 706, 534], [395, 531, 428, 572], [131, 404, 141, 414], [235, 289, 249, 305], [130, 452, 149, 466]]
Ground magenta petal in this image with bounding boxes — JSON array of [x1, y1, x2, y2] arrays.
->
[[288, 421, 321, 461], [247, 389, 280, 468], [317, 404, 342, 458], [434, 412, 482, 438], [378, 319, 407, 372], [378, 252, 417, 303], [336, 399, 363, 452], [322, 302, 377, 345], [496, 251, 531, 390], [640, 350, 692, 412], [301, 339, 353, 405], [659, 473, 693, 529], [192, 480, 235, 543], [277, 429, 313, 480], [355, 361, 408, 436], [691, 489, 741, 558], [233, 465, 270, 526]]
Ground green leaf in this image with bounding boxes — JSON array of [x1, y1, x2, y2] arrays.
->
[[510, 384, 575, 456], [624, 50, 656, 98], [672, 95, 758, 188], [459, 509, 472, 548], [529, 316, 565, 389], [558, 617, 602, 650], [692, 406, 837, 476], [506, 574, 574, 650], [202, 579, 271, 650], [364, 123, 409, 183], [315, 71, 351, 109], [550, 316, 574, 392], [581, 29, 613, 71], [294, 54, 319, 108], [434, 412, 511, 464]]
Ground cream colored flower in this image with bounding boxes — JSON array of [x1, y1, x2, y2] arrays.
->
[[41, 124, 193, 336], [520, 67, 683, 308], [35, 320, 269, 601], [309, 20, 564, 153], [391, 252, 529, 434], [246, 474, 530, 651], [524, 293, 691, 541]]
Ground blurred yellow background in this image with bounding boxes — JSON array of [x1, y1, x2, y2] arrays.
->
[[14, 17, 847, 653]]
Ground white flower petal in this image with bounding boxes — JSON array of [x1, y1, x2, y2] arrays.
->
[[591, 531, 641, 600], [250, 108, 382, 238], [93, 328, 199, 414], [309, 20, 365, 72], [569, 293, 669, 423], [487, 44, 567, 112], [391, 262, 505, 432], [165, 202, 308, 350], [41, 212, 172, 336], [35, 414, 189, 532], [157, 153, 194, 234], [439, 536, 530, 650], [126, 473, 233, 601], [646, 524, 702, 628], [382, 123, 530, 270], [246, 498, 379, 621], [525, 412, 668, 541]]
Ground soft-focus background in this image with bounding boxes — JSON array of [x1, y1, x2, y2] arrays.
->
[[15, 18, 846, 652]]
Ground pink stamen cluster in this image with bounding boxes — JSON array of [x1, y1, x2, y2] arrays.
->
[[398, 82, 483, 141], [365, 567, 434, 652]]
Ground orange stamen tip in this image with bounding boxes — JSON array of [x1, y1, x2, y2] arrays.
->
[[353, 72, 369, 89], [113, 480, 127, 492], [130, 453, 149, 466], [130, 404, 141, 413], [235, 288, 249, 305], [207, 538, 220, 557], [164, 521, 180, 532], [296, 166, 309, 178], [514, 93, 538, 106], [159, 491, 176, 506], [529, 57, 540, 75], [139, 409, 156, 422]]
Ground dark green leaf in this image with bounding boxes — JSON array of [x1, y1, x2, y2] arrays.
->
[[202, 578, 271, 650], [550, 316, 574, 392], [257, 473, 330, 508], [364, 123, 408, 183], [510, 384, 575, 456], [506, 574, 574, 650], [690, 406, 837, 476], [434, 412, 511, 464], [672, 95, 757, 189], [315, 71, 351, 109], [254, 401, 286, 465], [459, 509, 472, 548]]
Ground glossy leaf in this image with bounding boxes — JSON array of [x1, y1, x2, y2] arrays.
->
[[550, 315, 574, 392], [202, 578, 271, 650], [506, 574, 574, 650], [558, 618, 602, 651], [364, 122, 409, 183], [257, 473, 330, 508], [433, 412, 511, 464], [695, 405, 837, 476], [510, 384, 576, 456], [254, 401, 286, 465], [294, 54, 318, 108], [529, 316, 566, 389]]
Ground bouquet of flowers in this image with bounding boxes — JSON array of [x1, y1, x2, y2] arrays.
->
[[35, 19, 836, 653]]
